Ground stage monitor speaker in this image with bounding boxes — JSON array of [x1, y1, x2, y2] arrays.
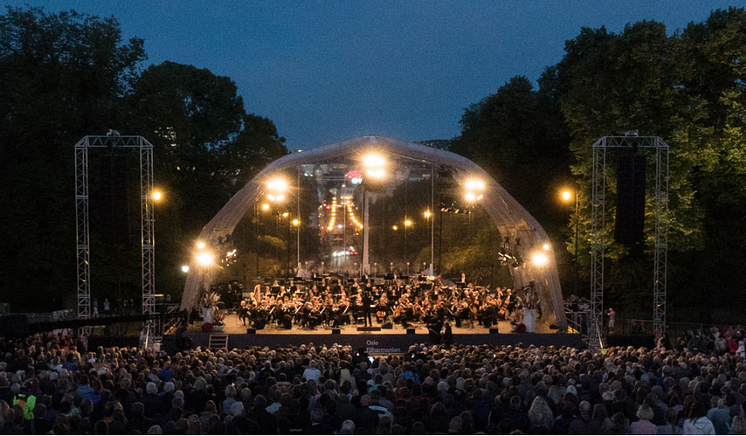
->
[[406, 328, 415, 335], [381, 322, 393, 329], [0, 314, 28, 338], [332, 329, 341, 335], [246, 328, 256, 334], [490, 328, 499, 334], [615, 153, 646, 244]]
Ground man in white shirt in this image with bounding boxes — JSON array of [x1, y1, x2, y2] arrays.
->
[[303, 360, 321, 382]]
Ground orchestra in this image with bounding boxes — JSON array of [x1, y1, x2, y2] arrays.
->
[[222, 274, 540, 331]]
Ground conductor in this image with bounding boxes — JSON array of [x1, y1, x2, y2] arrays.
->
[[362, 288, 373, 326]]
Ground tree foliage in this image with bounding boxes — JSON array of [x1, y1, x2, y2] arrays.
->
[[0, 7, 287, 310], [454, 8, 746, 315]]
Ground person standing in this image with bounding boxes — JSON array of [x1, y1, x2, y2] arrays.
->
[[92, 299, 99, 317], [523, 290, 538, 333], [103, 298, 111, 316], [607, 308, 615, 333], [362, 289, 373, 326]]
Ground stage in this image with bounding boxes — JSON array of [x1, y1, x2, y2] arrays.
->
[[184, 314, 584, 352]]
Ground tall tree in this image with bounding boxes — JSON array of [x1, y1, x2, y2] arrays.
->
[[0, 6, 145, 310], [126, 62, 287, 298]]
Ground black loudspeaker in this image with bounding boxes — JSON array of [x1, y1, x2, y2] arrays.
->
[[95, 152, 130, 243], [246, 328, 256, 334], [0, 315, 28, 339], [332, 329, 341, 335], [406, 328, 415, 335], [615, 153, 646, 244], [490, 328, 499, 334], [381, 322, 393, 329]]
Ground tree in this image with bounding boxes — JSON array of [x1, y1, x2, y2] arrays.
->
[[0, 6, 145, 310], [126, 61, 288, 296], [451, 76, 572, 238]]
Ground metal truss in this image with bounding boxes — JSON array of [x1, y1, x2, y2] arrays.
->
[[74, 135, 156, 333], [653, 143, 669, 335], [590, 145, 606, 350], [590, 136, 670, 350], [75, 146, 91, 319]]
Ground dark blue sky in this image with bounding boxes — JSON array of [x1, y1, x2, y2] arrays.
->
[[6, 1, 739, 149]]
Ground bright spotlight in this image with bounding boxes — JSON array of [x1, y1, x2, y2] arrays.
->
[[181, 265, 190, 273], [196, 242, 206, 250], [404, 220, 412, 227], [465, 180, 475, 190], [542, 243, 551, 251], [262, 203, 270, 211], [363, 153, 386, 168], [532, 252, 549, 267], [465, 193, 476, 202], [276, 194, 285, 202], [392, 225, 398, 231], [282, 212, 289, 217], [196, 252, 214, 266], [152, 191, 163, 201], [475, 181, 485, 190], [292, 219, 300, 226], [267, 178, 288, 192], [562, 190, 572, 201], [424, 210, 431, 219]]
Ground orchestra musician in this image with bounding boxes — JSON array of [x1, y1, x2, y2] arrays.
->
[[230, 274, 536, 332]]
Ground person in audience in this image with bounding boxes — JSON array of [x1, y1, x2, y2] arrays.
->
[[2, 325, 746, 435]]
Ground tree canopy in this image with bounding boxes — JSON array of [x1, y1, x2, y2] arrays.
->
[[0, 6, 286, 310], [453, 7, 746, 318]]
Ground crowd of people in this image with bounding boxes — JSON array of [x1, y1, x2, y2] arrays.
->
[[3, 324, 746, 434], [228, 274, 541, 333]]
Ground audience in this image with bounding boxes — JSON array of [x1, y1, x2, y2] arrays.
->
[[2, 328, 746, 434]]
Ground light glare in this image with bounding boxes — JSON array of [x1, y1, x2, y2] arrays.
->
[[196, 252, 214, 266], [532, 252, 549, 266]]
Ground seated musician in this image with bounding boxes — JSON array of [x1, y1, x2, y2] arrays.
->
[[250, 302, 268, 329], [239, 300, 250, 326], [338, 296, 351, 325], [376, 294, 388, 323]]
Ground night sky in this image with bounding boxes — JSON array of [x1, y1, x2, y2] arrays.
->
[[5, 1, 740, 150]]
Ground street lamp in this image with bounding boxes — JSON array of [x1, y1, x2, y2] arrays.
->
[[292, 218, 300, 277], [152, 190, 163, 201], [561, 188, 580, 295], [424, 209, 433, 275], [404, 219, 412, 270]]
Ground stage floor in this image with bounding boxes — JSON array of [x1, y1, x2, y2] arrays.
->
[[182, 315, 584, 352], [189, 314, 553, 335]]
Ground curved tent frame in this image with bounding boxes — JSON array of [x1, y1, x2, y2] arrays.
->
[[182, 136, 566, 330]]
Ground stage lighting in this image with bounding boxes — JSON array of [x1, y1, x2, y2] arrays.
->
[[196, 252, 214, 266], [532, 252, 548, 267]]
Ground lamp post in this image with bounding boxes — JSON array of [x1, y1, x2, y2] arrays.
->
[[404, 219, 412, 271], [562, 189, 580, 295], [424, 209, 432, 275], [293, 219, 300, 277]]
